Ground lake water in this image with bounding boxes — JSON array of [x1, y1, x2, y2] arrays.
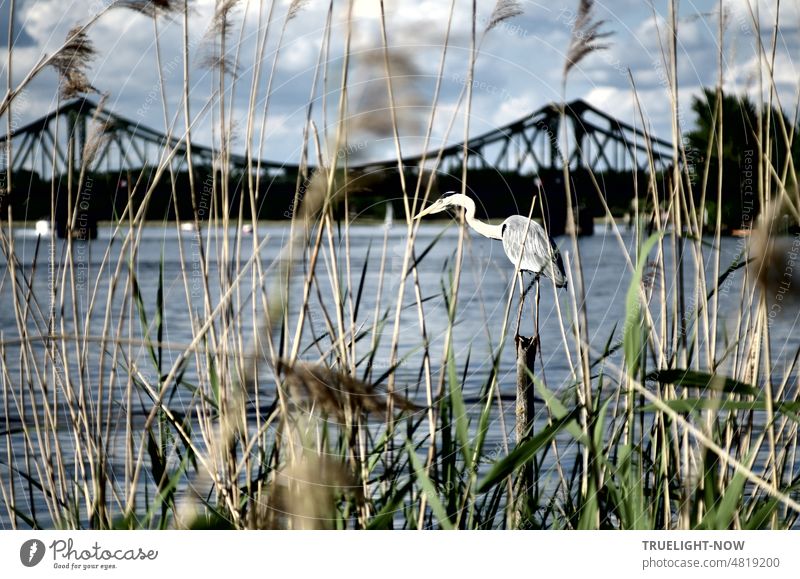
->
[[1, 221, 798, 528]]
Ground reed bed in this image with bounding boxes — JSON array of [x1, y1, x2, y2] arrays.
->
[[0, 0, 799, 530]]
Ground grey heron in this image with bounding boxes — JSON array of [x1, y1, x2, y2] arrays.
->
[[413, 192, 568, 292]]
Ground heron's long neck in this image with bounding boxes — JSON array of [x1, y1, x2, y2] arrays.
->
[[459, 197, 503, 240]]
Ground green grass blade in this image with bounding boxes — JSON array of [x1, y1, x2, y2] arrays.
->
[[623, 233, 661, 377], [646, 369, 757, 396], [476, 409, 578, 494], [406, 441, 454, 530], [366, 480, 413, 530], [447, 344, 472, 469]]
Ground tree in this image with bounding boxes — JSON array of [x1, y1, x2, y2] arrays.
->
[[687, 88, 799, 231]]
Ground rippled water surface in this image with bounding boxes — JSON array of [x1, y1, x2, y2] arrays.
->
[[1, 222, 798, 527]]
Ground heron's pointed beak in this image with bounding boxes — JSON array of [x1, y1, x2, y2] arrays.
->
[[413, 204, 436, 220]]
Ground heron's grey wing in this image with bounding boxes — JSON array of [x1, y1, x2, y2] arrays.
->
[[501, 216, 548, 272], [501, 216, 567, 287], [544, 235, 568, 287]]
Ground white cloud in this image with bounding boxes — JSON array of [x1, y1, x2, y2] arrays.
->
[[585, 86, 635, 122], [1, 0, 798, 165]]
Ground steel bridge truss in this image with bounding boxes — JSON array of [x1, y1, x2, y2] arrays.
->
[[388, 99, 673, 176], [0, 97, 290, 179], [0, 97, 672, 181]]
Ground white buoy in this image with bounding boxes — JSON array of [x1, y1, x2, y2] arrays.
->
[[35, 220, 50, 236]]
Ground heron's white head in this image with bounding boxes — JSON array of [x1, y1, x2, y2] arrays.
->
[[413, 192, 467, 220]]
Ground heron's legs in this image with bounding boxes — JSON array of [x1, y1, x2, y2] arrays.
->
[[522, 274, 539, 300], [517, 275, 543, 360]]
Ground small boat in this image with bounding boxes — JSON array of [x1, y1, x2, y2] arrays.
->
[[242, 224, 254, 235], [180, 222, 197, 232]]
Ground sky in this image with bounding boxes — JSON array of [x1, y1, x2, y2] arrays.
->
[[1, 0, 798, 166]]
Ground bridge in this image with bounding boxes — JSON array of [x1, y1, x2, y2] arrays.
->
[[0, 97, 288, 177], [0, 96, 672, 177], [0, 96, 673, 235]]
